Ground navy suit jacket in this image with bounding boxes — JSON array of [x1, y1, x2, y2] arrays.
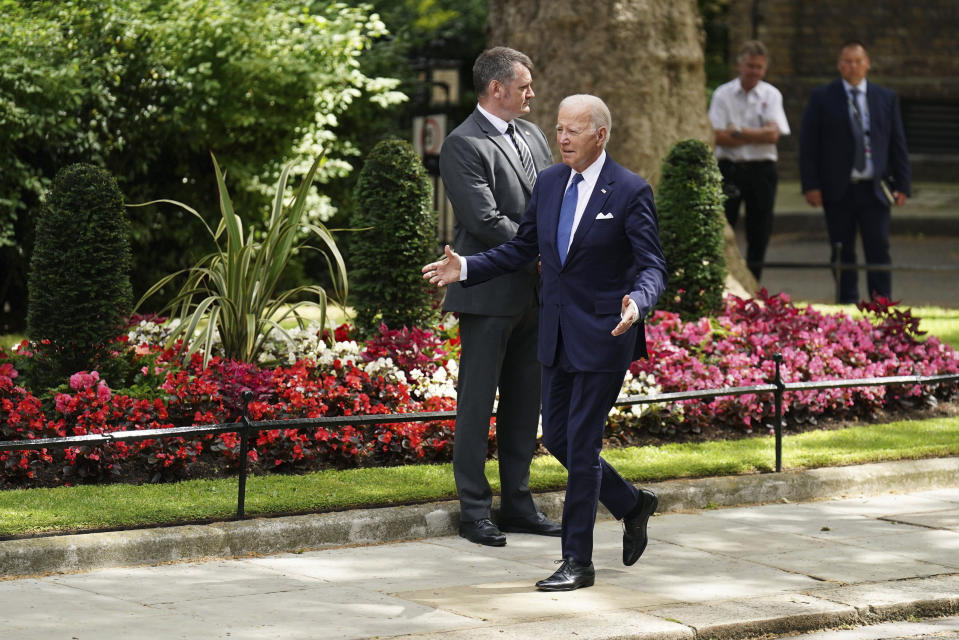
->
[[799, 79, 911, 204], [465, 156, 667, 372]]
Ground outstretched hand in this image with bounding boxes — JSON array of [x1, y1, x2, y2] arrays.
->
[[422, 245, 463, 288], [611, 294, 638, 336]]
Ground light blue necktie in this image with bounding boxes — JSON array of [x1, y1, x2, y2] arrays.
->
[[557, 173, 583, 265]]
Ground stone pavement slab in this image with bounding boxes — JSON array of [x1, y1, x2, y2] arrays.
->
[[3, 483, 959, 640]]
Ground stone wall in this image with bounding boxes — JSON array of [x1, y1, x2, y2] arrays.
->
[[725, 0, 959, 181]]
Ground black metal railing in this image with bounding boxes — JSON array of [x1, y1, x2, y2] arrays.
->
[[2, 356, 957, 518]]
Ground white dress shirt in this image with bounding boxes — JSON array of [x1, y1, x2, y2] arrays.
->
[[477, 103, 527, 167], [708, 78, 790, 162], [462, 150, 638, 322]]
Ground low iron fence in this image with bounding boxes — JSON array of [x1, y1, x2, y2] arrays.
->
[[2, 354, 957, 519]]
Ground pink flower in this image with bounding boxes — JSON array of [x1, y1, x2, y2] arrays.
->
[[96, 381, 112, 403], [54, 393, 72, 414], [69, 370, 100, 391]]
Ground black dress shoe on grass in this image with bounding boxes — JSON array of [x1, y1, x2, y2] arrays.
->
[[459, 518, 506, 546], [623, 489, 658, 566], [498, 511, 562, 536], [535, 558, 595, 591]]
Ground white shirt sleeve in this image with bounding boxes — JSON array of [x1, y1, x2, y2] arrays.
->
[[769, 88, 790, 135]]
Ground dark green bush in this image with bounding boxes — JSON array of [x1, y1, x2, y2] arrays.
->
[[26, 164, 132, 388], [349, 139, 440, 337], [656, 138, 728, 320]]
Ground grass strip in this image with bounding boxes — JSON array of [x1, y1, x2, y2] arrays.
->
[[4, 416, 958, 538]]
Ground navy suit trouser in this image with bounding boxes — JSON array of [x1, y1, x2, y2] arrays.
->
[[540, 331, 641, 563], [824, 181, 892, 303]]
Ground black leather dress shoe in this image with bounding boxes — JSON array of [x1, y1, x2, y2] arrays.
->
[[498, 511, 562, 537], [623, 489, 658, 566], [459, 518, 506, 546], [535, 558, 595, 591]]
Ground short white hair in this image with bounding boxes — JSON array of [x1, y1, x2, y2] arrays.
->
[[558, 94, 612, 147]]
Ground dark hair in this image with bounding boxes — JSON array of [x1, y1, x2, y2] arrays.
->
[[737, 40, 768, 62], [472, 46, 533, 96], [840, 39, 869, 54]]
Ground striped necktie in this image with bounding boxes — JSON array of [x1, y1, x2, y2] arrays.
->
[[506, 123, 537, 185], [849, 88, 867, 171]]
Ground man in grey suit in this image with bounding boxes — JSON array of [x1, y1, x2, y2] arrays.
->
[[439, 46, 560, 546]]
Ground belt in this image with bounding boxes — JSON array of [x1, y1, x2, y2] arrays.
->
[[849, 176, 873, 184]]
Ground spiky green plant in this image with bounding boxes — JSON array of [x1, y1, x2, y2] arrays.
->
[[136, 154, 346, 365]]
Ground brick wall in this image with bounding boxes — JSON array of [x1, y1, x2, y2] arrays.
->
[[722, 0, 959, 180]]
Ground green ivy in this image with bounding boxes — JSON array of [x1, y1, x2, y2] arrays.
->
[[656, 139, 728, 320]]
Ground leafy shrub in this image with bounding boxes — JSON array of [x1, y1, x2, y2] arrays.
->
[[349, 138, 440, 337], [633, 292, 959, 437], [0, 0, 404, 330], [2, 296, 957, 489], [656, 138, 727, 320], [26, 163, 132, 389]]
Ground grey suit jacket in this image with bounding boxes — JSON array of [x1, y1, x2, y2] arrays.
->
[[439, 108, 553, 316]]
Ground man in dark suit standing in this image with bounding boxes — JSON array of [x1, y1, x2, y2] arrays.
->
[[425, 94, 667, 591], [799, 40, 911, 303], [439, 47, 560, 547]]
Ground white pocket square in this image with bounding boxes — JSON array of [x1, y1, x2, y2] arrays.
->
[[595, 212, 614, 219]]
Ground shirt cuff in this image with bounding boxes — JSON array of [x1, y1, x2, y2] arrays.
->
[[459, 257, 468, 282]]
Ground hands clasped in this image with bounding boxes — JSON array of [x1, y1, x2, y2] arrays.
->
[[422, 245, 462, 288]]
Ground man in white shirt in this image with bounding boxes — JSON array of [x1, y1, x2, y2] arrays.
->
[[708, 40, 790, 281]]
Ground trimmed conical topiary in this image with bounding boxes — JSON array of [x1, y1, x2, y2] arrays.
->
[[349, 138, 440, 337], [656, 139, 727, 320], [27, 163, 133, 388]]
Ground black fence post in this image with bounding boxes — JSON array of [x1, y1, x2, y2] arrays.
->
[[830, 242, 843, 304], [236, 390, 254, 520], [773, 353, 784, 472]]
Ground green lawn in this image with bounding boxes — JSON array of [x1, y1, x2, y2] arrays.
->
[[4, 417, 958, 538]]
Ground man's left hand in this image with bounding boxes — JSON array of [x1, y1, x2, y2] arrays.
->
[[612, 294, 638, 336]]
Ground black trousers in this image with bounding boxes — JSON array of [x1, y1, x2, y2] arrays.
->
[[823, 181, 892, 304], [718, 159, 778, 281], [453, 301, 541, 522]]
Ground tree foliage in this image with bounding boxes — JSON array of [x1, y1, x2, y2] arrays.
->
[[349, 138, 439, 336], [656, 138, 728, 320], [26, 164, 133, 388], [0, 0, 405, 330]]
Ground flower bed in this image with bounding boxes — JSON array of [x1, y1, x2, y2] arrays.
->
[[1, 293, 957, 488]]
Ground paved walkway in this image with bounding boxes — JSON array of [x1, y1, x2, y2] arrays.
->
[[744, 181, 959, 308], [2, 460, 958, 640]]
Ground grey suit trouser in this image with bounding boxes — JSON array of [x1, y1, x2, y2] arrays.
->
[[454, 300, 541, 522]]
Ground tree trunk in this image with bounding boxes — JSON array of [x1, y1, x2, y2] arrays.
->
[[488, 0, 756, 295]]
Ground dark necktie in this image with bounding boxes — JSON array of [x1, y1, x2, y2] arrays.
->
[[849, 88, 866, 171], [506, 123, 537, 185], [556, 173, 584, 265]]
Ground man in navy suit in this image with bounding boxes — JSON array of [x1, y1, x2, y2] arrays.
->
[[799, 40, 911, 303], [424, 94, 667, 591]]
